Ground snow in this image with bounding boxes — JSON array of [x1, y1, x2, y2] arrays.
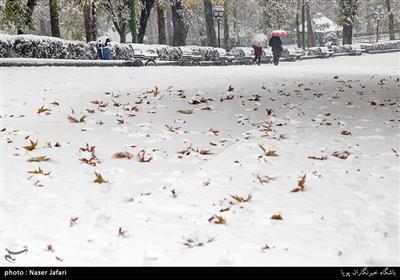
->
[[1, 53, 399, 266], [297, 13, 341, 33]]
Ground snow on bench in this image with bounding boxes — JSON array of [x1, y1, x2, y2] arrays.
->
[[178, 46, 203, 66], [129, 43, 159, 66], [215, 48, 235, 65]]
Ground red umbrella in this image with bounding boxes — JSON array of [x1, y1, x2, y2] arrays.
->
[[270, 30, 288, 37]]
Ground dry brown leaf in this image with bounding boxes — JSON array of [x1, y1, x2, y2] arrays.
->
[[171, 189, 177, 199], [33, 180, 44, 187], [118, 227, 128, 237], [208, 215, 226, 225], [259, 144, 278, 157], [28, 167, 50, 176], [308, 155, 328, 160], [271, 214, 283, 220], [112, 151, 133, 160], [230, 194, 252, 204], [27, 156, 50, 163], [332, 151, 350, 159], [208, 128, 219, 136], [37, 105, 51, 114], [291, 174, 306, 192], [152, 86, 160, 97], [67, 115, 87, 123], [138, 150, 153, 162], [177, 109, 193, 115], [79, 143, 96, 153], [46, 244, 55, 252], [23, 139, 38, 151], [256, 174, 277, 184], [69, 217, 78, 227], [94, 172, 107, 184]]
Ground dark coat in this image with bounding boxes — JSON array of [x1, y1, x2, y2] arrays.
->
[[269, 36, 283, 53], [253, 46, 263, 57]]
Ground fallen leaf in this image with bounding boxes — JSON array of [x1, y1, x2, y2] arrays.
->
[[27, 156, 50, 163], [23, 139, 38, 151], [271, 214, 283, 220], [118, 227, 128, 237], [177, 109, 193, 115], [112, 152, 133, 160], [37, 105, 50, 114], [341, 130, 352, 136], [332, 151, 350, 159], [69, 217, 78, 227], [94, 172, 107, 184], [137, 150, 152, 162], [208, 215, 226, 225]]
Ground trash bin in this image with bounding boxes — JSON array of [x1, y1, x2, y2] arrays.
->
[[102, 47, 111, 60], [96, 36, 111, 60]]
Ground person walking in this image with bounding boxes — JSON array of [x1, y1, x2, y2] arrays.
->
[[252, 45, 263, 65], [269, 36, 283, 66]]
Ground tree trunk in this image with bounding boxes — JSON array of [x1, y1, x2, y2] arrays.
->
[[114, 22, 127, 43], [342, 24, 353, 45], [223, 0, 230, 50], [138, 0, 155, 43], [170, 0, 187, 46], [83, 1, 93, 42], [296, 0, 301, 48], [306, 3, 315, 47], [385, 0, 395, 40], [49, 0, 61, 38], [130, 0, 138, 43], [203, 0, 216, 47], [165, 7, 173, 45], [157, 6, 167, 44], [232, 3, 238, 47], [18, 0, 37, 34], [91, 0, 98, 40]]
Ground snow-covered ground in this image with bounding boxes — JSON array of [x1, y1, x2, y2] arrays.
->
[[1, 53, 399, 266]]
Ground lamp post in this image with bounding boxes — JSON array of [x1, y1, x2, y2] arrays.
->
[[372, 12, 385, 43], [213, 6, 224, 48]]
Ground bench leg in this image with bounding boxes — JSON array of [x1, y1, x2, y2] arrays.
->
[[145, 60, 157, 66]]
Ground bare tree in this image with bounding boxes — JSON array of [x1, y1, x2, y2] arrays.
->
[[223, 0, 230, 50], [203, 0, 216, 46], [170, 0, 188, 46], [138, 0, 156, 43], [157, 5, 167, 44], [49, 0, 61, 37], [385, 0, 395, 40]]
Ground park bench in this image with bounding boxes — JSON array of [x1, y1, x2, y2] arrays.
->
[[129, 44, 158, 66], [231, 47, 255, 64], [320, 46, 334, 58], [283, 47, 303, 61], [263, 49, 273, 63], [348, 45, 366, 56], [179, 46, 202, 66], [215, 48, 235, 65]]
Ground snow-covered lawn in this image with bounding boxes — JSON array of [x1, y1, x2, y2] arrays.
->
[[1, 53, 399, 266]]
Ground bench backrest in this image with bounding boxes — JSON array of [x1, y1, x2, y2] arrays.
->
[[215, 48, 227, 56], [179, 46, 194, 54]]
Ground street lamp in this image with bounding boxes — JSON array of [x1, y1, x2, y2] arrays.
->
[[372, 12, 385, 42], [213, 6, 224, 48]]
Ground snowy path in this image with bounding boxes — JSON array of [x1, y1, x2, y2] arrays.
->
[[1, 53, 399, 266]]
